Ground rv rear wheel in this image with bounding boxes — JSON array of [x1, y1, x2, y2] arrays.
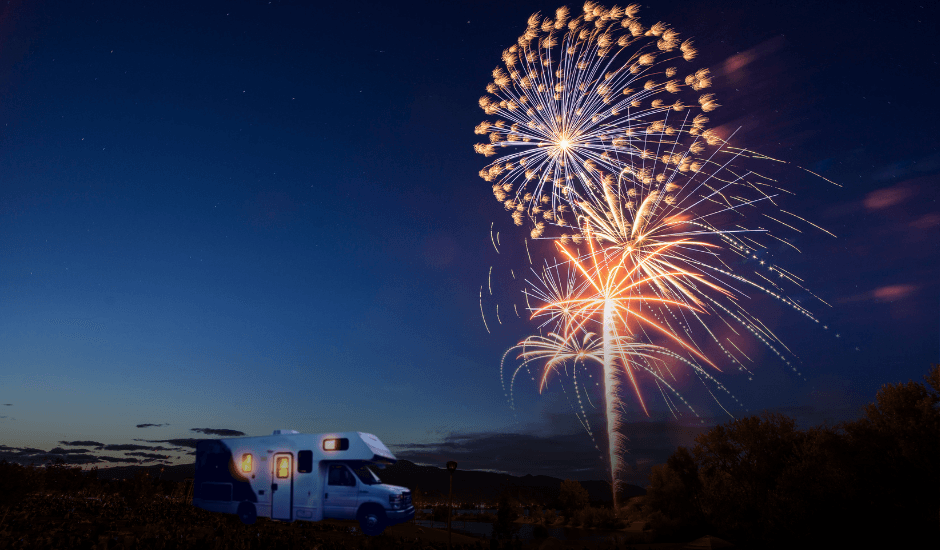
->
[[357, 505, 386, 536], [237, 502, 257, 525]]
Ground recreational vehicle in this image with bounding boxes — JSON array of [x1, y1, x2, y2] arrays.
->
[[193, 430, 414, 536]]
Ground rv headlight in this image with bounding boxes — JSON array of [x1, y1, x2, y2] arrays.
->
[[389, 494, 402, 510]]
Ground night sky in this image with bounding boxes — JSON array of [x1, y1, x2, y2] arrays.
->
[[1, 0, 937, 488]]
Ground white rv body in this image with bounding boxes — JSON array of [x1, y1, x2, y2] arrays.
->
[[192, 430, 414, 535]]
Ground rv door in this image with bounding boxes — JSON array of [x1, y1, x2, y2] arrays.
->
[[271, 453, 293, 521]]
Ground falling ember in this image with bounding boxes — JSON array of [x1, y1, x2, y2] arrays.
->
[[476, 2, 837, 509], [480, 286, 490, 334]]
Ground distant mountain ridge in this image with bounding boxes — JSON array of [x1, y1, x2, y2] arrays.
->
[[81, 459, 645, 505]]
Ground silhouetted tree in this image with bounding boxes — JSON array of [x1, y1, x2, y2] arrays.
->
[[493, 492, 520, 540], [693, 412, 805, 542], [41, 458, 85, 495], [432, 504, 450, 523], [641, 364, 940, 548], [645, 446, 705, 535], [0, 460, 41, 529], [838, 363, 940, 544], [126, 468, 159, 507], [82, 465, 100, 495], [558, 479, 589, 521]]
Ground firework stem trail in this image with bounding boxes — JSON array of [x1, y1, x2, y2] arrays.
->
[[476, 2, 834, 509]]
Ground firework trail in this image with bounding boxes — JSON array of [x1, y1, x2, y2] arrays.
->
[[474, 2, 835, 508]]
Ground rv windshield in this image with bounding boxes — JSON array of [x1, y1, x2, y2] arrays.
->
[[351, 463, 382, 485]]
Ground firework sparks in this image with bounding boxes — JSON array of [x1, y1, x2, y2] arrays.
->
[[476, 2, 835, 508]]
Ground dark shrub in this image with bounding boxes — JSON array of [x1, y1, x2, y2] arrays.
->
[[431, 505, 450, 523]]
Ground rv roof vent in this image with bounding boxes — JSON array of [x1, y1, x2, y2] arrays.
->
[[272, 429, 300, 435]]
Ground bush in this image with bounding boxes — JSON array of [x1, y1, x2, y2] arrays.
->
[[618, 496, 647, 524], [644, 509, 702, 542], [0, 460, 39, 513], [558, 479, 589, 518], [493, 493, 520, 540], [593, 506, 626, 529], [542, 509, 557, 525], [431, 505, 450, 523], [40, 458, 86, 495]]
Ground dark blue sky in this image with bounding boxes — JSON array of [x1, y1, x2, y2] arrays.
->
[[1, 0, 937, 486]]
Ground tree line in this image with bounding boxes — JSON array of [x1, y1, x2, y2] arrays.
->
[[633, 363, 940, 547]]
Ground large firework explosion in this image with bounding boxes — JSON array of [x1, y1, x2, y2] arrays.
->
[[474, 3, 837, 508]]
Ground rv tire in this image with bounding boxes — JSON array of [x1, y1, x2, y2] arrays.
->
[[237, 502, 257, 525], [357, 504, 386, 536]]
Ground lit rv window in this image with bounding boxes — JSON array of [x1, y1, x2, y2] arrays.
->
[[323, 438, 349, 451], [241, 454, 253, 473], [276, 456, 290, 479]]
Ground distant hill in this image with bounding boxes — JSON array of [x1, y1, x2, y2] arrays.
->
[[81, 459, 645, 505]]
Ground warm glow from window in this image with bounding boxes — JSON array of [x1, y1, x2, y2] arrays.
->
[[324, 439, 337, 451], [241, 454, 252, 473], [276, 457, 290, 478]]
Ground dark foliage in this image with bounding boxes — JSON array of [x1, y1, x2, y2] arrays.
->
[[557, 479, 589, 519], [642, 363, 940, 548], [491, 492, 520, 540], [431, 505, 451, 523], [0, 461, 40, 513], [0, 480, 491, 550]]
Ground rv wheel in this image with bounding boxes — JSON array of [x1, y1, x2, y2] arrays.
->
[[357, 505, 386, 536], [237, 502, 257, 525]]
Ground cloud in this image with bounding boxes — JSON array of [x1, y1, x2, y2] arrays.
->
[[60, 440, 105, 448], [136, 423, 170, 428], [864, 184, 915, 210], [910, 213, 940, 230], [872, 284, 917, 301], [0, 426, 249, 468], [721, 36, 785, 76], [133, 438, 205, 450], [391, 409, 716, 486], [189, 427, 247, 437], [125, 451, 175, 461], [840, 284, 919, 304]]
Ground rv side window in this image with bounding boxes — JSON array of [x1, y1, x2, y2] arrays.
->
[[323, 438, 349, 451], [328, 464, 356, 486], [298, 450, 313, 473], [241, 454, 253, 473]]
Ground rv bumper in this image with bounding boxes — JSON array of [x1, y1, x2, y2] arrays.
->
[[385, 506, 415, 524]]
